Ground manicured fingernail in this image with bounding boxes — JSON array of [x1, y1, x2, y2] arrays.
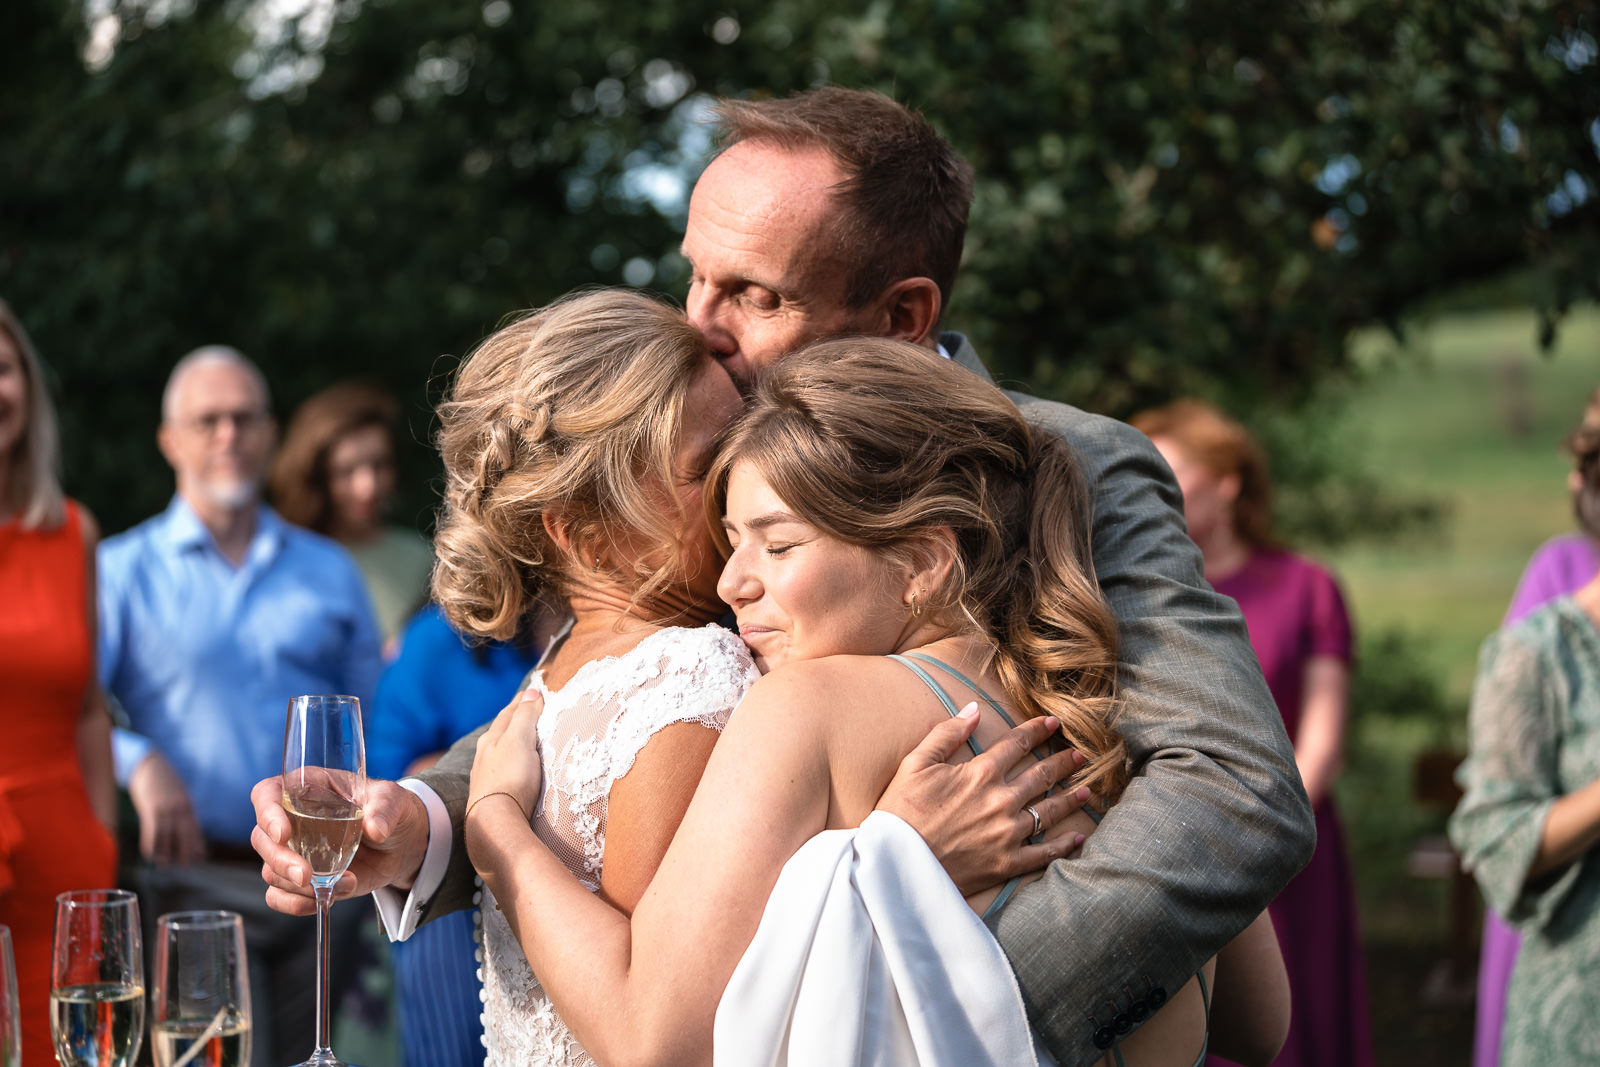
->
[[1074, 834, 1086, 847], [1076, 786, 1091, 802], [1072, 751, 1087, 767], [958, 702, 980, 720], [289, 865, 304, 884]]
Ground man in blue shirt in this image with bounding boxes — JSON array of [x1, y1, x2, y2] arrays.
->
[[99, 345, 382, 1067]]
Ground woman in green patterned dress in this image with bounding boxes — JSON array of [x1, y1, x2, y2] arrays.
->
[[1450, 388, 1600, 1067]]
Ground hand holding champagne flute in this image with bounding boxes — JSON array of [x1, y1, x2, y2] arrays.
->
[[51, 889, 144, 1067], [281, 694, 366, 1067]]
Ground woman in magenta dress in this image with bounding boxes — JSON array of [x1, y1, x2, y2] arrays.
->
[[0, 299, 118, 1063], [1472, 383, 1600, 1067], [1132, 399, 1374, 1067]]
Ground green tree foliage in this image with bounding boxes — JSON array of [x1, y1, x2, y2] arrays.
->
[[3, 0, 1597, 531]]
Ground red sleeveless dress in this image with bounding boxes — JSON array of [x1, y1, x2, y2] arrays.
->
[[0, 500, 118, 1063]]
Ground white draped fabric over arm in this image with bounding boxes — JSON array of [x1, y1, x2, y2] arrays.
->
[[715, 811, 1052, 1067]]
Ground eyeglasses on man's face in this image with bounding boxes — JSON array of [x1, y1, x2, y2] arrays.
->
[[175, 408, 271, 438]]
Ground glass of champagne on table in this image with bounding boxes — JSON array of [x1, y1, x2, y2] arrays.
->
[[151, 911, 251, 1067], [1, 925, 20, 1067], [282, 693, 366, 1067], [51, 889, 144, 1067]]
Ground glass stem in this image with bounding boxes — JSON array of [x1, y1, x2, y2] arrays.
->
[[314, 881, 334, 1055]]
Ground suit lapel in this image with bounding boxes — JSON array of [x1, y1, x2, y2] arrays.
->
[[940, 331, 996, 385]]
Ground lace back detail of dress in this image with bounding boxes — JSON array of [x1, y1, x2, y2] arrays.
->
[[478, 624, 759, 1067]]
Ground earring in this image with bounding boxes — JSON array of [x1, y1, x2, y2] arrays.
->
[[910, 590, 923, 618], [593, 555, 602, 572]]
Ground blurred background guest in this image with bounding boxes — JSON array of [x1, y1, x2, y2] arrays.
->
[[270, 380, 432, 653], [1449, 397, 1600, 1067], [1131, 398, 1374, 1067], [99, 345, 382, 1067], [1466, 382, 1600, 1067], [367, 602, 545, 1067], [0, 298, 117, 1063]]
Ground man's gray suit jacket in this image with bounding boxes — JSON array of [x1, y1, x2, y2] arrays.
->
[[413, 333, 1315, 1067]]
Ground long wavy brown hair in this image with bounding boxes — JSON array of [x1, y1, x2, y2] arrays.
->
[[706, 338, 1127, 802]]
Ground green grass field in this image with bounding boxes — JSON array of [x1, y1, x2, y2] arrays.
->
[[1328, 306, 1599, 705]]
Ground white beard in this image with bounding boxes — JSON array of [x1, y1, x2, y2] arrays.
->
[[197, 476, 261, 512]]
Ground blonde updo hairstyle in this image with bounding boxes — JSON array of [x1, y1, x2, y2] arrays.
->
[[706, 338, 1127, 801], [433, 289, 714, 641]]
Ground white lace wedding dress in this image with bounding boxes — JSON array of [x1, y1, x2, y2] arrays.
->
[[478, 623, 759, 1067]]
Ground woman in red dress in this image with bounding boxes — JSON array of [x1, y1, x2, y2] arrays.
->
[[0, 298, 118, 1061]]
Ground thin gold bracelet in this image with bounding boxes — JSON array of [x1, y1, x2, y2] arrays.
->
[[466, 790, 530, 823]]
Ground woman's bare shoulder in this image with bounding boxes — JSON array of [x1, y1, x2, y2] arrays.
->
[[737, 656, 937, 765], [745, 655, 915, 709]]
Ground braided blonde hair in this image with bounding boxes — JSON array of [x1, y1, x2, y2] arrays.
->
[[433, 289, 713, 640]]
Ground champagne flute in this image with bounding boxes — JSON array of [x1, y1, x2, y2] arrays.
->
[[150, 911, 251, 1067], [281, 694, 366, 1067], [51, 889, 144, 1067], [1, 926, 20, 1067]]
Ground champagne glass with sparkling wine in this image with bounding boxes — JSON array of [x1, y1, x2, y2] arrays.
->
[[151, 911, 251, 1067], [51, 889, 145, 1067], [282, 694, 367, 1067]]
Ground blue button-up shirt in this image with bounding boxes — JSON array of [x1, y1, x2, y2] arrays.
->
[[99, 497, 383, 845]]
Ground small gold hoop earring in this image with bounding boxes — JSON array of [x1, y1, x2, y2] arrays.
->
[[910, 591, 922, 618]]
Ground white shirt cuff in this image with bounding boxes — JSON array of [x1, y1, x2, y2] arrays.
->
[[372, 778, 453, 942]]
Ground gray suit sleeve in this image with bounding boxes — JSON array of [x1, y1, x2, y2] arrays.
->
[[992, 396, 1314, 1065], [410, 722, 489, 925]]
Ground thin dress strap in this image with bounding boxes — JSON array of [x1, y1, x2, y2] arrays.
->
[[887, 655, 982, 756], [903, 652, 1019, 727], [1112, 969, 1211, 1067], [904, 653, 1060, 786], [1191, 969, 1211, 1066], [886, 653, 1025, 921]]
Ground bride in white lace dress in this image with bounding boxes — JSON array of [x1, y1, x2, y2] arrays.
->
[[421, 289, 758, 1065], [477, 625, 756, 1066]]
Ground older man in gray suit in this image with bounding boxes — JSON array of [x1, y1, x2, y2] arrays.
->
[[253, 87, 1312, 1066]]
